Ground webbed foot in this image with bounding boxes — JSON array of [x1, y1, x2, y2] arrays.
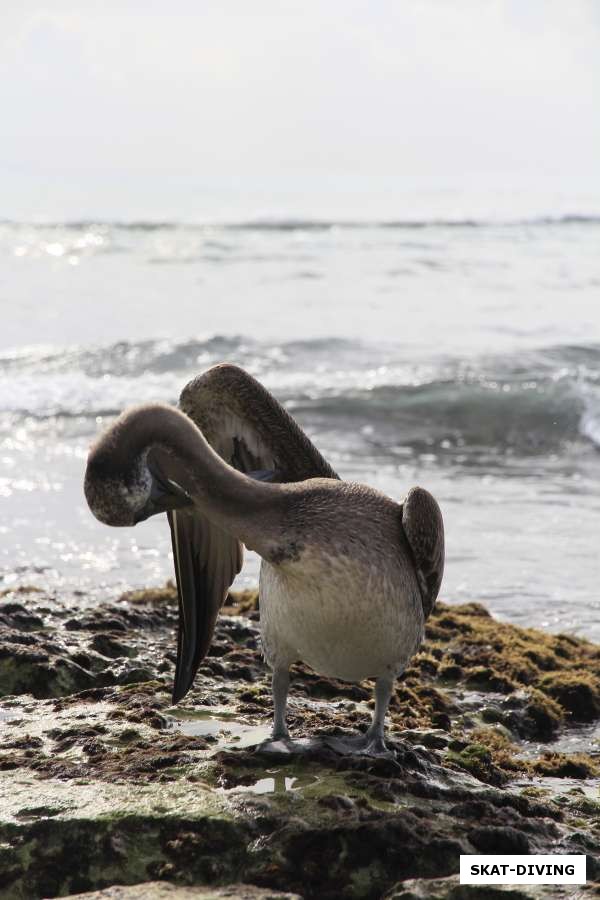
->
[[324, 730, 396, 759], [255, 734, 331, 757]]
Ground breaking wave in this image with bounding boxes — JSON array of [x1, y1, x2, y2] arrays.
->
[[1, 337, 599, 460]]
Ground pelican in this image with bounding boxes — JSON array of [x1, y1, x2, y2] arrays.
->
[[84, 364, 444, 755]]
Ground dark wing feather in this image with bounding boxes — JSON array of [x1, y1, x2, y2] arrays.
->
[[401, 486, 445, 620], [179, 363, 339, 483], [167, 364, 338, 702], [168, 509, 243, 702]]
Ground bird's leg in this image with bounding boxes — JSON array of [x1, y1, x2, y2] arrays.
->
[[256, 665, 320, 755], [271, 665, 290, 741], [324, 675, 396, 757], [361, 675, 394, 754], [257, 669, 397, 759], [256, 665, 327, 755]]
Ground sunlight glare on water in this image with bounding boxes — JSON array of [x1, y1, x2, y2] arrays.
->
[[1, 211, 599, 638]]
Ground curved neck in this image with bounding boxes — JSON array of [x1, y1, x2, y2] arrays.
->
[[97, 404, 281, 547]]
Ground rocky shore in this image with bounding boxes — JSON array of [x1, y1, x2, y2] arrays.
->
[[1, 584, 599, 899]]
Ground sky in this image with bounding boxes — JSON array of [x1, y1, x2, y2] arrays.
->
[[1, 0, 599, 220]]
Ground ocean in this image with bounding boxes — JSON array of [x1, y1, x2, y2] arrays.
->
[[1, 212, 599, 639]]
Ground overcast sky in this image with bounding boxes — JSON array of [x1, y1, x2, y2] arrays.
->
[[2, 1, 599, 219]]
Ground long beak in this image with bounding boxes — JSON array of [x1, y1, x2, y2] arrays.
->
[[134, 461, 193, 523]]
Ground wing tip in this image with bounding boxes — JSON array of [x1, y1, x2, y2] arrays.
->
[[171, 676, 192, 705]]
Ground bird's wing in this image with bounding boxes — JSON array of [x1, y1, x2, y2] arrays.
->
[[401, 486, 445, 620], [165, 363, 339, 702], [179, 363, 339, 483], [167, 507, 243, 702]]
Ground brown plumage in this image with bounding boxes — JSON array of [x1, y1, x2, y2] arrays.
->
[[84, 364, 445, 754]]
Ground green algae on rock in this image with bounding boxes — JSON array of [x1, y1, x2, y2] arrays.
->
[[383, 875, 598, 898], [0, 586, 599, 899], [66, 885, 302, 899], [418, 601, 600, 734]]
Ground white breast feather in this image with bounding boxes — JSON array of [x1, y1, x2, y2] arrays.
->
[[259, 547, 424, 683]]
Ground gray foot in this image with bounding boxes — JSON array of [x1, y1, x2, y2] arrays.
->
[[255, 735, 330, 757], [324, 730, 396, 759]]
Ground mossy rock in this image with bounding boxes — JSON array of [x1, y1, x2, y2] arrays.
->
[[1, 586, 600, 899], [414, 602, 600, 738], [66, 885, 302, 899], [502, 689, 564, 740], [532, 752, 600, 779], [119, 584, 178, 606], [446, 742, 509, 786], [538, 671, 600, 721]]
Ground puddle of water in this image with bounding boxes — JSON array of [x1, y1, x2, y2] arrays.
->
[[224, 773, 318, 795], [447, 688, 509, 716], [510, 776, 600, 800], [171, 706, 241, 722], [519, 721, 600, 760], [167, 707, 271, 749], [219, 766, 329, 796], [15, 805, 66, 821], [0, 706, 23, 726]]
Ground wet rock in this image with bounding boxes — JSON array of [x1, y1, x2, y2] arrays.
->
[[1, 587, 599, 899], [89, 635, 138, 659], [0, 594, 179, 700], [464, 666, 518, 693], [64, 885, 302, 899], [0, 602, 44, 630], [416, 601, 600, 737], [65, 615, 128, 633], [0, 641, 96, 698], [532, 752, 600, 779], [538, 671, 600, 722], [403, 729, 450, 750], [119, 584, 178, 606], [317, 793, 358, 813], [446, 742, 506, 786], [499, 689, 563, 740], [117, 666, 157, 686], [468, 825, 530, 854], [383, 876, 596, 898]]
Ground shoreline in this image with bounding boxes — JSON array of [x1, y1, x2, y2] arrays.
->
[[1, 585, 599, 898]]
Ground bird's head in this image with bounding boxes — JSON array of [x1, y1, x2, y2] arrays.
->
[[84, 405, 193, 527]]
